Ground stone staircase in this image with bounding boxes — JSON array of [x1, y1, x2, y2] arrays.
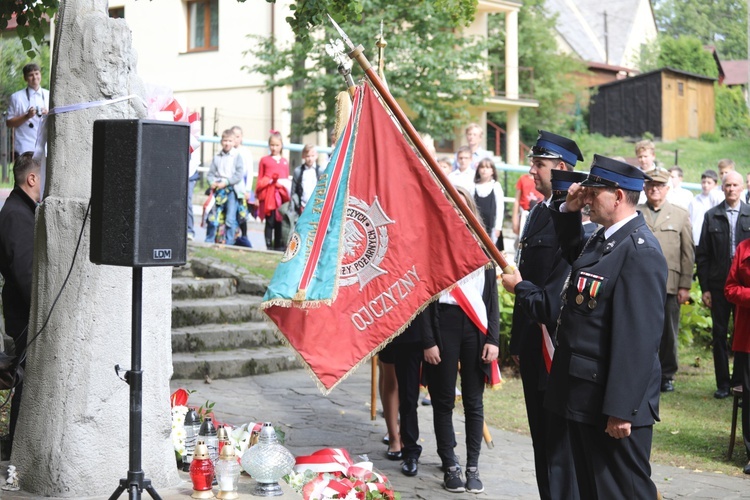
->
[[170, 255, 302, 380]]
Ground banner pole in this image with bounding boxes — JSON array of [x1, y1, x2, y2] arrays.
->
[[327, 17, 513, 273]]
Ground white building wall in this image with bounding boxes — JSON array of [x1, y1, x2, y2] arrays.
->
[[620, 0, 658, 70], [108, 0, 297, 165]]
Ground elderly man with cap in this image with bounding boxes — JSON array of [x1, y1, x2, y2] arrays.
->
[[638, 167, 694, 393], [506, 131, 583, 500], [546, 155, 667, 499]]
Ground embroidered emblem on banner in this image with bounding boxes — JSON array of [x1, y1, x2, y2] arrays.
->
[[281, 233, 302, 262], [340, 196, 394, 289]]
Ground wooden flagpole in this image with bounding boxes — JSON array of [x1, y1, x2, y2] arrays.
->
[[328, 17, 514, 274]]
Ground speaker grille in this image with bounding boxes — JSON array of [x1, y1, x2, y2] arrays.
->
[[90, 119, 189, 267]]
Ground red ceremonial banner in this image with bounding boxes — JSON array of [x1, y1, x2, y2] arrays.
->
[[264, 84, 490, 392]]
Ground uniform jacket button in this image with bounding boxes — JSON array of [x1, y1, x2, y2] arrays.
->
[[632, 409, 638, 415]]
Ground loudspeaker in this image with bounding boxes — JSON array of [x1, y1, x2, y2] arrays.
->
[[90, 119, 190, 267]]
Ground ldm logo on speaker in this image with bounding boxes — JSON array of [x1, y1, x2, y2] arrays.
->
[[153, 249, 172, 260]]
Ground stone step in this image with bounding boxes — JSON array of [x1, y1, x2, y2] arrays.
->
[[172, 321, 280, 353], [171, 276, 237, 300], [171, 346, 302, 380], [189, 257, 269, 295], [172, 295, 266, 328], [172, 263, 194, 278]]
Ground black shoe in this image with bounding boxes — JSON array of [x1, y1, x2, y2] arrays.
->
[[714, 388, 731, 399], [401, 458, 418, 476], [465, 467, 484, 494], [744, 462, 750, 474], [443, 465, 465, 493], [661, 380, 674, 392], [421, 396, 432, 406], [386, 450, 402, 461]]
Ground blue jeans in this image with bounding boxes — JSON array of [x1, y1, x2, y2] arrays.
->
[[187, 171, 200, 237], [205, 189, 239, 245]]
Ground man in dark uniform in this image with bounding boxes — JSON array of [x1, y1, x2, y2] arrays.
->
[[0, 152, 41, 457], [546, 155, 667, 499], [696, 170, 750, 398], [508, 131, 583, 500]]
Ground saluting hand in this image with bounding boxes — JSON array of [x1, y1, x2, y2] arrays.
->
[[565, 183, 586, 212], [605, 416, 631, 439]]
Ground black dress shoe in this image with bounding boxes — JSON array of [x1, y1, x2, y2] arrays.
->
[[386, 450, 402, 460], [714, 388, 731, 399], [743, 462, 750, 474], [402, 458, 418, 476], [661, 380, 674, 392]]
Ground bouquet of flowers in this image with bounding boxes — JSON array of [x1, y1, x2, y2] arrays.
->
[[287, 448, 399, 500]]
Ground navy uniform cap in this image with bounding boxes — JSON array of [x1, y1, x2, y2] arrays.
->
[[551, 170, 587, 192], [527, 130, 584, 167], [581, 154, 652, 191]]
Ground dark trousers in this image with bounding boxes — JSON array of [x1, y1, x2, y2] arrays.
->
[[7, 325, 27, 450], [426, 305, 485, 468], [521, 360, 578, 500], [394, 341, 423, 461], [659, 293, 680, 381], [568, 419, 656, 500], [710, 288, 736, 390], [264, 211, 282, 250], [736, 352, 750, 460]]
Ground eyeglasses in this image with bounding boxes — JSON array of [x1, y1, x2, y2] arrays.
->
[[645, 183, 668, 190]]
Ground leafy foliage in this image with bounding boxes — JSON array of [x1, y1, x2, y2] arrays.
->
[[0, 1, 57, 57], [678, 279, 712, 346], [657, 36, 719, 78], [258, 0, 477, 43], [715, 84, 750, 138], [246, 0, 492, 141], [487, 0, 586, 141], [653, 0, 748, 60]]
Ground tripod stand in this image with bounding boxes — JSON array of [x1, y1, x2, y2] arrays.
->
[[109, 267, 161, 500]]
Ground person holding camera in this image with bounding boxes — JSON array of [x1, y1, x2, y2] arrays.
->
[[6, 63, 49, 161]]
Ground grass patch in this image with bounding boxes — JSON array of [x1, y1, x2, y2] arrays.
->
[[188, 245, 282, 280]]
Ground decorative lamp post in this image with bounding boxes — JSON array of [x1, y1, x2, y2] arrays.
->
[[215, 444, 242, 499], [240, 422, 295, 497], [189, 440, 215, 499], [183, 409, 201, 472], [199, 416, 219, 464]]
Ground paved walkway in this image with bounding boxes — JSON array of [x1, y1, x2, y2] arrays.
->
[[166, 367, 750, 500]]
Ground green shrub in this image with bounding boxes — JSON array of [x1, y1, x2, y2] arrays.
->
[[715, 84, 750, 139], [498, 285, 515, 365]]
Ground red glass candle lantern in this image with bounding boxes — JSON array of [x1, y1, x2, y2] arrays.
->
[[190, 440, 215, 499]]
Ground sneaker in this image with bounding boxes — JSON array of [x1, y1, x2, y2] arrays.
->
[[443, 465, 465, 493], [465, 467, 484, 493]]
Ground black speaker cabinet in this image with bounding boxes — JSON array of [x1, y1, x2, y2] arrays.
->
[[90, 119, 190, 267]]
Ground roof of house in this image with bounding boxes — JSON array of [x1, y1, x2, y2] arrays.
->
[[591, 66, 717, 90], [545, 0, 652, 67], [722, 60, 749, 86]]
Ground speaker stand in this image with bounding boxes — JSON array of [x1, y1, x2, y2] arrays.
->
[[109, 267, 162, 500]]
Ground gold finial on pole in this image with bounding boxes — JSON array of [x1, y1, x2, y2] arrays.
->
[[376, 21, 387, 83]]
